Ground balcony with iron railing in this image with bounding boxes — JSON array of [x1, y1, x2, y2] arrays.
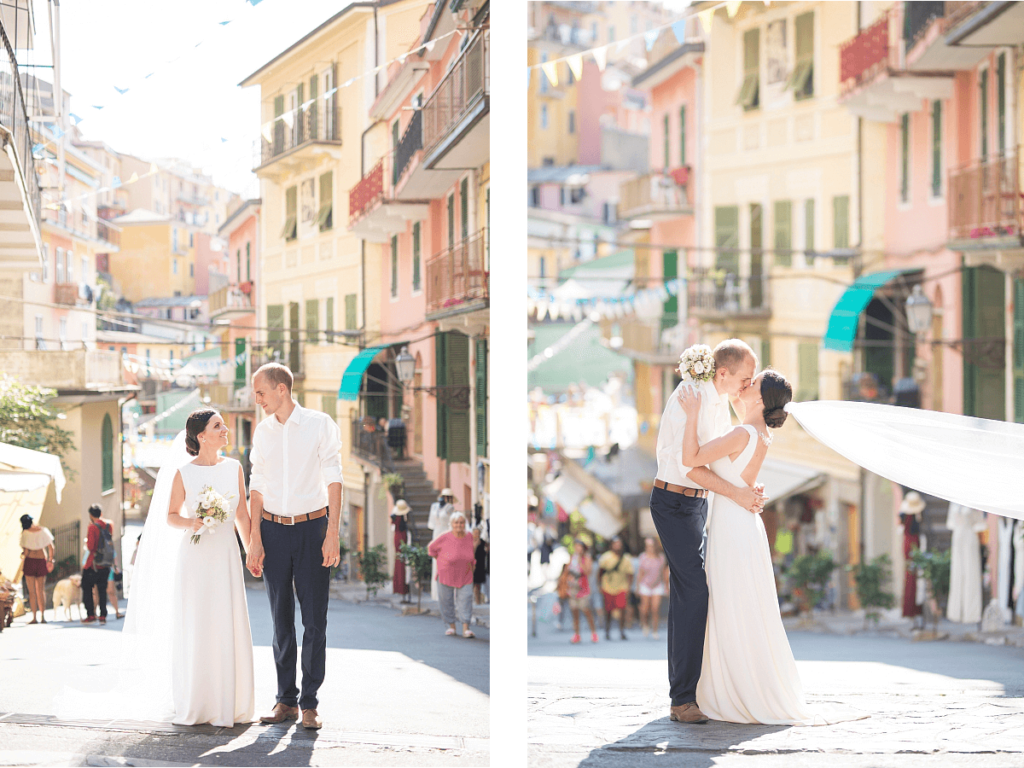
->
[[947, 152, 1023, 247], [422, 29, 489, 170], [687, 271, 771, 320], [254, 101, 341, 176], [209, 283, 255, 319], [348, 148, 431, 243], [618, 168, 692, 221], [45, 208, 120, 248], [350, 416, 398, 473], [425, 228, 489, 320]]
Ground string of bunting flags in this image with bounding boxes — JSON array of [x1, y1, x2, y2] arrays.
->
[[527, 279, 683, 322], [526, 0, 769, 87], [122, 349, 248, 380]]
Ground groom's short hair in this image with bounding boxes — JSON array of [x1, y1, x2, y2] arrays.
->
[[254, 362, 293, 392], [713, 339, 757, 373]]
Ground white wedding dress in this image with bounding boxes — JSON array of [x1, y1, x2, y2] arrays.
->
[[697, 425, 863, 726], [171, 458, 255, 726]]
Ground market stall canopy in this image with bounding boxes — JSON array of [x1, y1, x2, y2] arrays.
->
[[543, 475, 588, 513], [822, 269, 920, 352], [0, 442, 65, 503], [338, 346, 390, 401], [0, 442, 67, 581], [759, 457, 826, 507]]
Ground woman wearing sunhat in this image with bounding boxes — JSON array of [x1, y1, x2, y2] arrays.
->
[[391, 500, 411, 602], [899, 491, 926, 624]]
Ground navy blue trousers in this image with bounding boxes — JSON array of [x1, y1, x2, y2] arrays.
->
[[261, 515, 330, 710], [648, 486, 708, 706]]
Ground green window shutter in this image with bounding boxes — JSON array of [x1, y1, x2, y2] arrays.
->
[[288, 302, 300, 372], [321, 394, 337, 422], [475, 338, 488, 458], [460, 177, 469, 240], [234, 337, 246, 386], [1014, 278, 1024, 422], [980, 68, 988, 159], [900, 114, 910, 202], [792, 12, 814, 99], [412, 222, 421, 291], [236, 249, 241, 283], [267, 304, 284, 362], [325, 297, 334, 342], [101, 413, 114, 492], [773, 200, 792, 267], [749, 203, 763, 309], [797, 343, 819, 402], [273, 95, 284, 153], [963, 265, 978, 416], [305, 298, 319, 344], [448, 194, 455, 250], [392, 120, 401, 186], [283, 186, 297, 240], [738, 28, 759, 110], [295, 84, 304, 144], [318, 171, 333, 231], [804, 198, 815, 257], [679, 105, 687, 166], [344, 294, 357, 330], [446, 332, 470, 464], [309, 74, 318, 139], [246, 242, 251, 281], [997, 53, 1006, 154], [661, 250, 678, 332], [932, 100, 942, 197], [714, 206, 740, 273], [663, 113, 670, 169], [833, 196, 849, 249], [391, 235, 399, 297], [436, 332, 448, 460], [761, 338, 771, 369]]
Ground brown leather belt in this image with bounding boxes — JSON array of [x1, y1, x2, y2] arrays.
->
[[654, 479, 708, 498], [262, 507, 327, 526]]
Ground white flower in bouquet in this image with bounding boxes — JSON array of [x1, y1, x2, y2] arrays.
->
[[678, 344, 716, 383], [190, 484, 235, 545]]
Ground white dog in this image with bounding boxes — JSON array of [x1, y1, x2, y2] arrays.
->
[[52, 574, 84, 620]]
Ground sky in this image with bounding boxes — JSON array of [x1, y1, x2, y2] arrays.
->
[[20, 0, 358, 198]]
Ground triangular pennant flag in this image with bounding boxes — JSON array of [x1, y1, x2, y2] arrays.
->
[[615, 39, 630, 53], [114, 86, 129, 95], [221, 137, 228, 143], [541, 60, 559, 88], [128, 172, 139, 183], [247, 0, 265, 5], [398, 53, 408, 64], [31, 143, 42, 155], [260, 122, 273, 142], [112, 176, 122, 188], [323, 87, 338, 99], [70, 113, 82, 125], [698, 8, 715, 33], [282, 111, 294, 128], [219, 20, 231, 25], [145, 72, 155, 79], [93, 105, 104, 110], [52, 126, 64, 140], [567, 54, 583, 82], [644, 29, 659, 51], [149, 162, 159, 175], [726, 1, 742, 17], [424, 39, 436, 54], [592, 45, 608, 72], [672, 19, 687, 44]]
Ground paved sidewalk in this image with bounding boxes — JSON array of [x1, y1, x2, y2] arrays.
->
[[325, 579, 491, 629], [779, 610, 1024, 647]]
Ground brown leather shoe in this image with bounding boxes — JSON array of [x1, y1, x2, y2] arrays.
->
[[301, 709, 323, 730], [670, 702, 709, 724], [259, 703, 299, 724]]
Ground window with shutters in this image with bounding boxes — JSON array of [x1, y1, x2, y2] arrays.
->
[[282, 186, 297, 240], [101, 413, 114, 492], [737, 28, 760, 110], [963, 265, 1005, 420], [268, 305, 284, 361], [979, 67, 989, 159], [344, 294, 357, 330], [797, 343, 819, 402], [273, 95, 285, 155], [900, 113, 910, 203], [833, 196, 849, 250], [322, 64, 337, 140], [288, 302, 300, 372], [715, 206, 740, 274], [750, 204, 763, 309], [390, 235, 399, 298], [679, 105, 687, 166], [662, 251, 678, 333], [435, 332, 471, 463], [663, 113, 670, 169], [804, 199, 815, 259], [412, 222, 422, 292], [476, 338, 488, 458], [325, 297, 334, 342], [246, 242, 251, 280], [306, 299, 319, 345], [997, 53, 1006, 155], [447, 194, 455, 249], [788, 12, 814, 99], [461, 178, 469, 241], [234, 338, 246, 386], [318, 172, 333, 231], [308, 74, 318, 139], [931, 100, 943, 198], [773, 200, 792, 267]]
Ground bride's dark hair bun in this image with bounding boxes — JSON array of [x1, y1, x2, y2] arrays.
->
[[184, 408, 218, 456], [760, 370, 792, 429]]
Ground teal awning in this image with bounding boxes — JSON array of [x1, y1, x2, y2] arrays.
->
[[823, 269, 918, 352], [338, 345, 389, 401]]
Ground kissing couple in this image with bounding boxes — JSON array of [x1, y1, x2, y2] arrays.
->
[[651, 339, 865, 726]]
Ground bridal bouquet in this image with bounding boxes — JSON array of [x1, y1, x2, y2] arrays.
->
[[190, 485, 235, 545], [678, 344, 716, 383]]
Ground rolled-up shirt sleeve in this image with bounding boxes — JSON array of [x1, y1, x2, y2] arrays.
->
[[249, 428, 267, 497], [319, 415, 344, 487]]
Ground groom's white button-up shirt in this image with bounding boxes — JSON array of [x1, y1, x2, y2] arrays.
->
[[249, 402, 344, 516], [655, 379, 732, 487]]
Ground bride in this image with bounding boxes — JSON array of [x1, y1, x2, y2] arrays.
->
[[678, 370, 862, 726], [62, 409, 256, 726]]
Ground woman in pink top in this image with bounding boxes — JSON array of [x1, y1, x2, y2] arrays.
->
[[637, 537, 669, 639], [427, 511, 477, 638]]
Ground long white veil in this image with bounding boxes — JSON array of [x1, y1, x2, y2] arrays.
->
[[785, 400, 1024, 521], [58, 431, 193, 722]]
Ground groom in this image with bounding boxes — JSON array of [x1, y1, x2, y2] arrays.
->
[[247, 362, 344, 730], [650, 339, 766, 724]]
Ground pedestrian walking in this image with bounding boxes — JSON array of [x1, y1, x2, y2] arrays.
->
[[473, 526, 489, 605], [391, 499, 411, 602], [637, 537, 669, 639], [598, 537, 633, 640], [427, 511, 476, 638], [560, 539, 598, 644], [19, 514, 54, 624], [82, 504, 116, 625], [106, 565, 123, 620]]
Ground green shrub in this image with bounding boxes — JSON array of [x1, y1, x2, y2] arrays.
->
[[848, 554, 896, 627], [399, 542, 433, 611], [789, 550, 837, 615], [355, 544, 389, 598], [910, 547, 951, 630]]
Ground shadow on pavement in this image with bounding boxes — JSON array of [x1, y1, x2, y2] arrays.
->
[[576, 718, 789, 768]]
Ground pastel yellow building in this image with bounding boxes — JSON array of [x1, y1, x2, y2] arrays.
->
[[106, 211, 197, 302]]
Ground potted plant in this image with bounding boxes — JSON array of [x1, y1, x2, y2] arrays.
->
[[398, 542, 433, 613], [848, 554, 896, 628], [355, 544, 389, 599], [380, 472, 405, 501], [788, 550, 837, 617], [910, 547, 951, 634]]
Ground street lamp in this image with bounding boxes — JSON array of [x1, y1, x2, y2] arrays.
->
[[905, 285, 933, 334], [395, 346, 415, 384]]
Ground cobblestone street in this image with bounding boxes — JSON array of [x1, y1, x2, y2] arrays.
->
[[528, 615, 1024, 767]]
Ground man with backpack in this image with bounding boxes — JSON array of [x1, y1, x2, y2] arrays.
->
[[598, 537, 634, 641], [82, 504, 116, 625]]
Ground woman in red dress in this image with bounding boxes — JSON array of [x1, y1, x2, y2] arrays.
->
[[391, 500, 411, 601]]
